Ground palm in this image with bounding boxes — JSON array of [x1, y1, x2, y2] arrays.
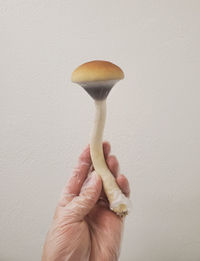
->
[[55, 197, 123, 261], [53, 196, 123, 261]]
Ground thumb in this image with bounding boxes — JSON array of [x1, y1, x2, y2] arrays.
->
[[65, 171, 102, 221]]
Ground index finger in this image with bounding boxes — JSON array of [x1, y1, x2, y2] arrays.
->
[[58, 144, 92, 207]]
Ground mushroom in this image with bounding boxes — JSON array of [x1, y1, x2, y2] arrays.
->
[[71, 60, 130, 217]]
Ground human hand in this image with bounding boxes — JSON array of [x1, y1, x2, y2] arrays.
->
[[42, 142, 130, 261]]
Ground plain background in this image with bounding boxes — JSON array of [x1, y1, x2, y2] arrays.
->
[[1, 0, 200, 260]]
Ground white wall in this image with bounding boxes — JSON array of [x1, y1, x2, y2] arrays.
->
[[1, 1, 200, 260]]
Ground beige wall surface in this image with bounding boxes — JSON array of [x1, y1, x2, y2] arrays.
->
[[0, 1, 200, 260]]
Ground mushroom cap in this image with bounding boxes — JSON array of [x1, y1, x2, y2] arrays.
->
[[71, 60, 124, 83]]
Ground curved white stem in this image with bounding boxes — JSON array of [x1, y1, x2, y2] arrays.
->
[[90, 99, 130, 216]]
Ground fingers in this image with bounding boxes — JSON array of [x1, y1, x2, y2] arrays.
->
[[58, 142, 110, 207], [58, 141, 117, 209], [103, 141, 111, 159], [104, 146, 130, 198], [106, 155, 119, 178], [116, 174, 130, 198], [58, 145, 92, 207], [65, 171, 102, 221], [68, 145, 92, 194]]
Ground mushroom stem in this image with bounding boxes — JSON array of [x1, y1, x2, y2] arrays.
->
[[90, 99, 129, 216]]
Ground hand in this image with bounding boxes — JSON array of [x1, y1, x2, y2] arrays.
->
[[42, 142, 130, 261]]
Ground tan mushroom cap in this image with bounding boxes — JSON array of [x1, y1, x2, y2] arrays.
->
[[71, 60, 124, 83]]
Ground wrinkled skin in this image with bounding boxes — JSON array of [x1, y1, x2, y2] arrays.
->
[[42, 142, 130, 261]]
